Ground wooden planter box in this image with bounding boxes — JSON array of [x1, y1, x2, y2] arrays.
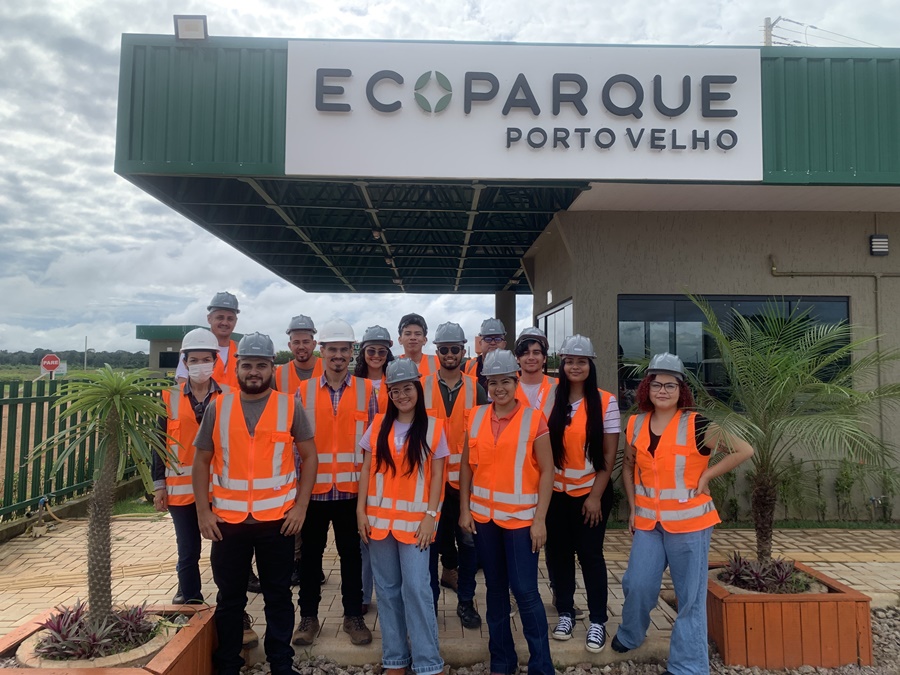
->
[[0, 605, 216, 675], [707, 562, 872, 669]]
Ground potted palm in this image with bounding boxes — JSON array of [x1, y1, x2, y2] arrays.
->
[[690, 296, 900, 669], [0, 366, 216, 673]]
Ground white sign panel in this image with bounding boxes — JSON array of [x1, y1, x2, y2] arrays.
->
[[285, 41, 762, 182]]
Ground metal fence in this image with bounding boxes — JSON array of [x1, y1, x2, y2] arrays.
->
[[0, 380, 136, 520]]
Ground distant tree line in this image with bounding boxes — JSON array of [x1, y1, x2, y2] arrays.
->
[[0, 349, 148, 369]]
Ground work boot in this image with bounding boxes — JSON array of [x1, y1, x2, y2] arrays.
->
[[440, 567, 459, 593], [171, 589, 185, 605], [292, 616, 320, 646], [247, 570, 261, 594], [456, 600, 482, 629], [290, 559, 301, 587], [343, 615, 373, 645], [242, 612, 259, 649]]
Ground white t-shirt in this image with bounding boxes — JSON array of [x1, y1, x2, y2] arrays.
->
[[519, 382, 543, 409], [569, 396, 621, 434], [360, 420, 450, 459], [175, 343, 231, 380]]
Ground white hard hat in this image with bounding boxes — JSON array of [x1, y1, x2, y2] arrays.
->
[[317, 319, 356, 344], [647, 352, 686, 381], [482, 350, 519, 377], [236, 332, 276, 360], [385, 359, 420, 385], [181, 328, 219, 353], [559, 334, 597, 358]]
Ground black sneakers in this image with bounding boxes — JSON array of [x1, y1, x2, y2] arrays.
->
[[585, 622, 607, 653], [456, 600, 482, 629]]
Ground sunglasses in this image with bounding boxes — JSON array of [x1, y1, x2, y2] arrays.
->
[[437, 346, 463, 355], [364, 348, 389, 357]]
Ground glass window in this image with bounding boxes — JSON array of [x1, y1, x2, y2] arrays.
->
[[538, 300, 573, 374]]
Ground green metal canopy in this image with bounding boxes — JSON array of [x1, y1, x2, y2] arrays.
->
[[115, 35, 900, 295]]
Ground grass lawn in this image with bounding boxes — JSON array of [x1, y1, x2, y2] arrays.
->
[[112, 496, 161, 517]]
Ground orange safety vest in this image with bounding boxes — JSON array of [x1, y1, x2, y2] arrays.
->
[[551, 389, 615, 496], [399, 353, 440, 376], [516, 374, 557, 419], [210, 391, 297, 523], [212, 340, 239, 389], [299, 376, 373, 494], [467, 404, 542, 529], [627, 410, 720, 533], [463, 357, 480, 377], [423, 374, 476, 489], [275, 358, 324, 394], [161, 384, 227, 505], [365, 414, 443, 544]]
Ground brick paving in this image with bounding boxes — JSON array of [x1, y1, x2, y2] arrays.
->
[[0, 516, 898, 665]]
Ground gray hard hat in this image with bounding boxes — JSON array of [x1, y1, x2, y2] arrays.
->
[[559, 334, 597, 358], [398, 313, 428, 335], [647, 352, 686, 381], [482, 350, 519, 377], [236, 332, 276, 359], [479, 317, 506, 337], [286, 315, 317, 335], [360, 325, 393, 347], [515, 326, 549, 350], [207, 291, 240, 314], [433, 322, 467, 344], [384, 358, 420, 385]]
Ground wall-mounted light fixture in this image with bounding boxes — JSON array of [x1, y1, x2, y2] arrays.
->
[[174, 15, 208, 40], [870, 234, 889, 256]]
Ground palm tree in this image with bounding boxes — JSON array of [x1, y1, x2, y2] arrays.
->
[[690, 296, 900, 561], [36, 366, 173, 625]]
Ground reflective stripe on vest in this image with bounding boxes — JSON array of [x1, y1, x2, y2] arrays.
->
[[163, 386, 211, 505], [468, 405, 540, 528], [210, 391, 296, 522], [423, 374, 476, 489], [366, 416, 442, 544], [552, 389, 615, 496], [628, 409, 719, 534], [300, 376, 370, 493]]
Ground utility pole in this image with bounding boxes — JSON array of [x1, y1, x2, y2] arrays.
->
[[764, 16, 782, 46]]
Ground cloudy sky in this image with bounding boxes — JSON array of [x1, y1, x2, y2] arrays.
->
[[2, 1, 898, 355]]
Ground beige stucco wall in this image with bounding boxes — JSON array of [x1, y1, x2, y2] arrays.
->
[[524, 210, 900, 519]]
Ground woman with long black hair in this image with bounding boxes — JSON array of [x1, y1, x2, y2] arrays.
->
[[357, 359, 448, 675], [545, 335, 620, 653]]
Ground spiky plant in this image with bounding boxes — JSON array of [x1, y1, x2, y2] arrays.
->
[[690, 296, 900, 561], [35, 366, 173, 626]]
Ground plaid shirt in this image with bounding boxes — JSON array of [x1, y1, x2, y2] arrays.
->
[[310, 373, 378, 502]]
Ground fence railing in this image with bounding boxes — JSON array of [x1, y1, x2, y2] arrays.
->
[[0, 380, 136, 520]]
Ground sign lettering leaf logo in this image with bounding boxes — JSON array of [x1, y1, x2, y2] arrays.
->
[[415, 92, 433, 113], [434, 93, 452, 113], [415, 71, 432, 91], [414, 70, 452, 114], [435, 71, 452, 92]]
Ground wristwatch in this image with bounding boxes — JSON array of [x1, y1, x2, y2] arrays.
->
[[425, 509, 438, 518]]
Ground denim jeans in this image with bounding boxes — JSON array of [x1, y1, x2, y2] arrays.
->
[[616, 524, 713, 675], [169, 502, 203, 603], [431, 485, 478, 603], [210, 519, 296, 675], [474, 520, 553, 675], [545, 487, 613, 623], [361, 539, 373, 605], [369, 534, 444, 675]]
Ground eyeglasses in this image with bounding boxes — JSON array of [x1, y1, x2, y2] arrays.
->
[[437, 346, 463, 355], [482, 336, 504, 344], [389, 384, 416, 399], [365, 348, 389, 357], [649, 382, 679, 393]]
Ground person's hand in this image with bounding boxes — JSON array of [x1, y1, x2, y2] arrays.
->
[[153, 488, 168, 513], [530, 517, 547, 552], [628, 511, 636, 536], [281, 502, 306, 537], [198, 509, 224, 541], [459, 508, 476, 535], [416, 514, 436, 551], [357, 510, 371, 544], [697, 474, 711, 497], [582, 493, 602, 527]]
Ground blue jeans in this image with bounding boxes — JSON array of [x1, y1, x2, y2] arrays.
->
[[616, 524, 713, 675], [361, 539, 373, 605], [169, 503, 203, 603], [474, 520, 553, 675], [369, 535, 443, 675]]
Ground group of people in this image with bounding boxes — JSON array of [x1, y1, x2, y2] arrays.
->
[[152, 291, 754, 675]]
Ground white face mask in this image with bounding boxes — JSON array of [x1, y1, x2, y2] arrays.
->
[[188, 362, 214, 383]]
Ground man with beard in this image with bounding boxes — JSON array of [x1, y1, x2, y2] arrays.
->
[[275, 315, 323, 393], [293, 319, 377, 647], [193, 333, 318, 675], [177, 291, 241, 388], [423, 322, 487, 629]]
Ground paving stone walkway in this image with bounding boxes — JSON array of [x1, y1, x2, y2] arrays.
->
[[1, 516, 898, 666]]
